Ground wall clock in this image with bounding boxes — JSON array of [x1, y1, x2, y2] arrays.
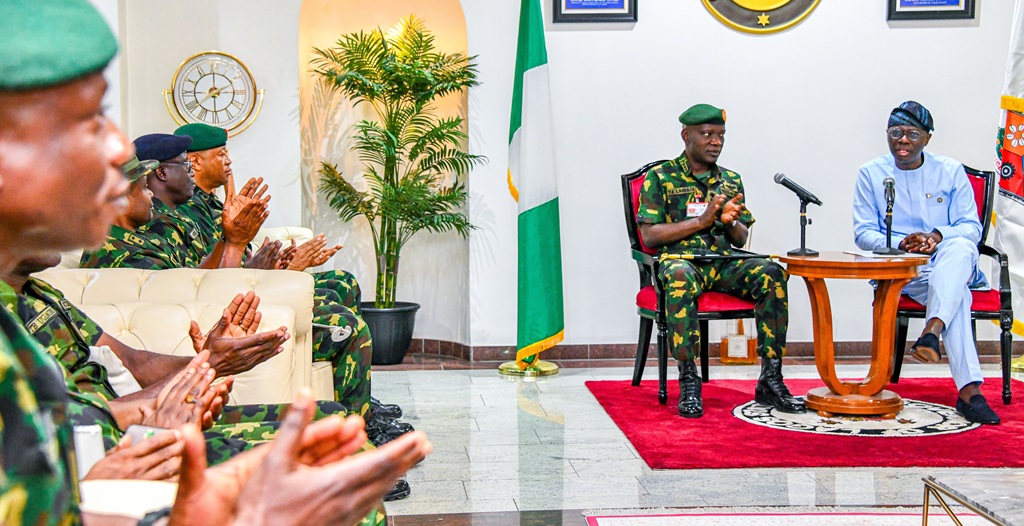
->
[[702, 0, 820, 34], [163, 50, 264, 137]]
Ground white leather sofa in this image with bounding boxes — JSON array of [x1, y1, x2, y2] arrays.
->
[[33, 267, 334, 405], [256, 226, 314, 246]]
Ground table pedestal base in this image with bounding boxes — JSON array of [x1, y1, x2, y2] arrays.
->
[[805, 387, 904, 419]]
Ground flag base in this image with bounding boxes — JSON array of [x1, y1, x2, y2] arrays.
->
[[498, 360, 559, 377], [1013, 354, 1024, 373]]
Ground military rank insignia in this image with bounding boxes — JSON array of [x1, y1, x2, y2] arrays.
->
[[702, 0, 819, 34]]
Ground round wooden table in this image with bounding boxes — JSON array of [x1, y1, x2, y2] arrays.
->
[[779, 251, 928, 418]]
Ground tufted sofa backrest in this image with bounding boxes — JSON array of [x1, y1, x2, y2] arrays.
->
[[33, 267, 316, 405]]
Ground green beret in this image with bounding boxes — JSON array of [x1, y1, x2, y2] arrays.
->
[[174, 123, 228, 152], [679, 104, 727, 126], [0, 0, 118, 90], [122, 155, 159, 183]]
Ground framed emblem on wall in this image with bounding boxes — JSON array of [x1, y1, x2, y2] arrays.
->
[[701, 0, 820, 34], [552, 0, 638, 23], [887, 0, 976, 21]]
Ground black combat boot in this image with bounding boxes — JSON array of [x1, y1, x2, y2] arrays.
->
[[371, 397, 403, 420], [677, 359, 703, 418], [754, 357, 806, 413]]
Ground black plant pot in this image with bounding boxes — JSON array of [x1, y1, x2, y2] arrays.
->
[[361, 301, 420, 365]]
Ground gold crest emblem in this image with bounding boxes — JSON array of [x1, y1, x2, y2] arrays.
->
[[702, 0, 820, 34]]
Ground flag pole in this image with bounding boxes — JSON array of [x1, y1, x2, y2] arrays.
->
[[501, 0, 564, 377]]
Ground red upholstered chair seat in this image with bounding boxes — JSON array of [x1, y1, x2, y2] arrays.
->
[[637, 286, 756, 312], [897, 289, 1001, 313]]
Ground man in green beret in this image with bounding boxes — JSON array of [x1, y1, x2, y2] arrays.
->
[[173, 122, 362, 310], [637, 103, 804, 418], [171, 123, 412, 442], [80, 134, 267, 270], [0, 0, 426, 524], [0, 1, 126, 522]]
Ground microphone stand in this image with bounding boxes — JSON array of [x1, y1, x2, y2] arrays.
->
[[873, 198, 905, 255], [787, 197, 819, 257]]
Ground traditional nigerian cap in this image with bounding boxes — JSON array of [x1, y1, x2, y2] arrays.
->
[[888, 101, 934, 132], [122, 155, 159, 183], [133, 134, 192, 162], [679, 104, 727, 126], [174, 123, 228, 152], [0, 0, 118, 90]]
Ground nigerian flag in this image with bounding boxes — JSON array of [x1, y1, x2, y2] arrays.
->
[[993, 0, 1024, 369], [508, 0, 564, 368]]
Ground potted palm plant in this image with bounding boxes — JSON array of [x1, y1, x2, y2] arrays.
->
[[313, 16, 485, 365]]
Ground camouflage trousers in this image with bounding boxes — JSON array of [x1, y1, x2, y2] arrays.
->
[[658, 257, 788, 361], [311, 299, 373, 417], [314, 269, 362, 315]]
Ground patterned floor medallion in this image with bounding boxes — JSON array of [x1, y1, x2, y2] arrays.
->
[[733, 398, 980, 437]]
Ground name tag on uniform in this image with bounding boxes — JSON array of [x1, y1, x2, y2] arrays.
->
[[687, 202, 708, 217]]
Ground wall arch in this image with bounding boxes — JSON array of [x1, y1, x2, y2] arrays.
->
[[298, 0, 471, 346]]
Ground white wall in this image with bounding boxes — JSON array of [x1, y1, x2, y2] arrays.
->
[[121, 1, 302, 230], [112, 0, 1016, 348]]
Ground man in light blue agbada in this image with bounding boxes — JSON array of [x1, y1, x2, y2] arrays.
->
[[852, 100, 999, 425]]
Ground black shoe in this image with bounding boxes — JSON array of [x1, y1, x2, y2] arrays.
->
[[367, 427, 395, 447], [956, 394, 1001, 425], [384, 479, 411, 501], [366, 414, 414, 446], [908, 333, 941, 364], [677, 359, 703, 418], [371, 397, 403, 420], [754, 357, 806, 414]]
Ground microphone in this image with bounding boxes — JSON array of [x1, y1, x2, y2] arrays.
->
[[883, 176, 896, 206], [874, 176, 904, 255], [773, 173, 822, 206]]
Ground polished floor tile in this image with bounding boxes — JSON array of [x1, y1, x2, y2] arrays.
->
[[375, 363, 1021, 521]]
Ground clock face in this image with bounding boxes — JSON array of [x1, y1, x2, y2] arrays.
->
[[171, 51, 256, 131]]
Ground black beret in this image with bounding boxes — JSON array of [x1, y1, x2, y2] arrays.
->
[[133, 133, 193, 162]]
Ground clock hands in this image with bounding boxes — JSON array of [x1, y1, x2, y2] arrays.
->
[[198, 84, 235, 104]]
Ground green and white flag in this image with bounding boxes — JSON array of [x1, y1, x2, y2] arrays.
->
[[508, 0, 564, 368], [993, 0, 1024, 368]]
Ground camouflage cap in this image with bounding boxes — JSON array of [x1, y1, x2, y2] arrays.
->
[[122, 155, 159, 183], [0, 0, 118, 90], [174, 123, 228, 152], [679, 104, 727, 126]]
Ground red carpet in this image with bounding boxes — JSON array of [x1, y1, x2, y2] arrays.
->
[[586, 377, 1023, 469]]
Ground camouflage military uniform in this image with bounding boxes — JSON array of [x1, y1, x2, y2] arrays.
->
[[637, 153, 788, 361], [79, 224, 191, 270], [151, 196, 209, 267], [2, 278, 357, 461], [177, 186, 222, 252], [0, 285, 80, 525]]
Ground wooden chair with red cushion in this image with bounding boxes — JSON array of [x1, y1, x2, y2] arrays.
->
[[621, 161, 758, 405], [890, 166, 1014, 405]]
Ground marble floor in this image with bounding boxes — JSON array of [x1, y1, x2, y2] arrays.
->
[[373, 361, 1021, 524]]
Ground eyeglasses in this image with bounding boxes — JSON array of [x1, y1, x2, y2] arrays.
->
[[162, 159, 193, 172], [887, 127, 925, 141]]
